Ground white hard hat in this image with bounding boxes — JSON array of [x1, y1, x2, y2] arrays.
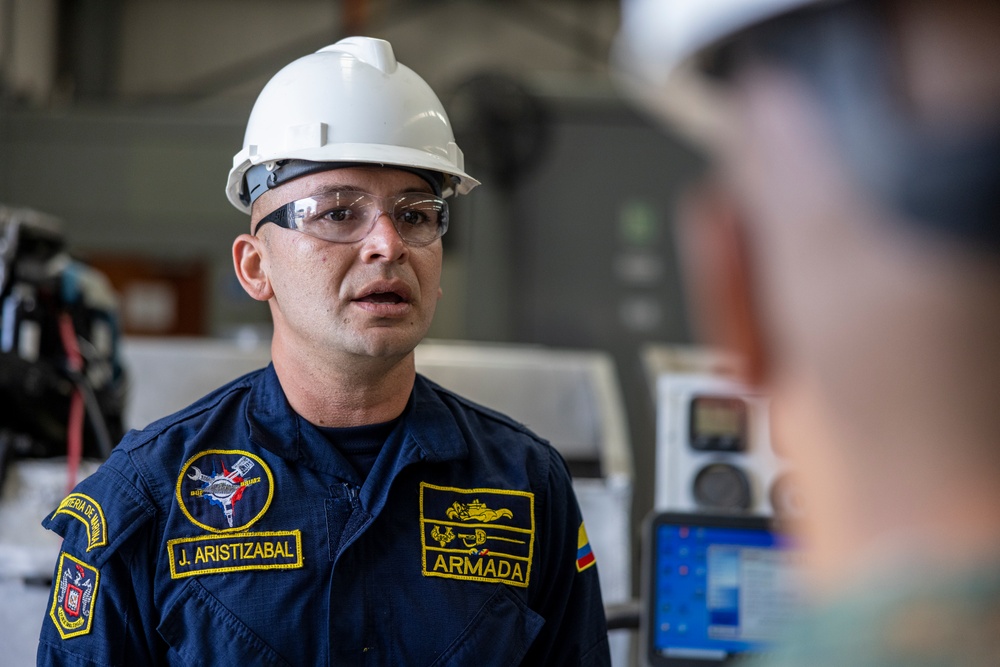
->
[[225, 36, 479, 214], [612, 0, 827, 145]]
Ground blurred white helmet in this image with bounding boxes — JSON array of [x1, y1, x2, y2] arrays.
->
[[612, 0, 825, 145], [225, 36, 479, 214]]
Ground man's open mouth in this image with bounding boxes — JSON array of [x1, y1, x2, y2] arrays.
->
[[357, 291, 405, 304]]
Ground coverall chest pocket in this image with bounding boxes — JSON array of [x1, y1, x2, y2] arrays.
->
[[430, 584, 544, 667], [158, 578, 292, 667]]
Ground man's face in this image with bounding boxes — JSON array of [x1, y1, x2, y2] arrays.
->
[[250, 166, 444, 363]]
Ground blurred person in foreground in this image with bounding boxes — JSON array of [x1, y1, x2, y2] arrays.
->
[[616, 0, 1000, 664], [37, 36, 609, 666]]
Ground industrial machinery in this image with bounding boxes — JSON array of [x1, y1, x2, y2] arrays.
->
[[0, 205, 125, 479], [633, 346, 806, 666], [644, 345, 800, 520]]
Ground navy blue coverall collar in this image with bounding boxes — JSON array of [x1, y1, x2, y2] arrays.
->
[[244, 363, 469, 489]]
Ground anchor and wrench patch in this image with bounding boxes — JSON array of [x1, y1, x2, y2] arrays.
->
[[175, 449, 274, 533], [170, 449, 301, 578]]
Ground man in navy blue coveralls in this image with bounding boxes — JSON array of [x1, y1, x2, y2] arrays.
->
[[37, 36, 611, 666]]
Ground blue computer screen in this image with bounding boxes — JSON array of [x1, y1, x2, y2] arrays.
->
[[652, 520, 800, 662]]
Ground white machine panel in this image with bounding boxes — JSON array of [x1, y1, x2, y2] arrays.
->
[[654, 373, 798, 518]]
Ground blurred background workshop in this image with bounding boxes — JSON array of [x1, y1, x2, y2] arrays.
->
[[0, 2, 804, 665]]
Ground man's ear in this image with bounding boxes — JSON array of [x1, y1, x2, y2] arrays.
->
[[232, 233, 274, 302], [676, 180, 768, 386]]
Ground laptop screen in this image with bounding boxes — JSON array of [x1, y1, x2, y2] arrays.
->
[[644, 512, 803, 666]]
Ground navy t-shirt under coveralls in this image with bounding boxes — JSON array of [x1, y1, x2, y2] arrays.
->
[[37, 365, 611, 666]]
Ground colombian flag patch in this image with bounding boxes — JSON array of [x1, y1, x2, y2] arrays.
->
[[576, 521, 596, 572]]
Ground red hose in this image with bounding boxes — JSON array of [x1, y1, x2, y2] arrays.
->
[[59, 314, 84, 493]]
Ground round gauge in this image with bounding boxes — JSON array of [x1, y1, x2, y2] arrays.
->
[[692, 463, 752, 510]]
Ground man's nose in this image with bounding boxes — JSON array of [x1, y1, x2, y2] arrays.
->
[[360, 211, 407, 262]]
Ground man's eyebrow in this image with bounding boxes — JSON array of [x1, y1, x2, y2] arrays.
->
[[310, 185, 362, 195]]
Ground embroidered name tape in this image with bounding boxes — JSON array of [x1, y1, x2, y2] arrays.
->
[[420, 482, 535, 588], [50, 552, 99, 639], [176, 449, 274, 533], [54, 493, 107, 552], [167, 530, 303, 579]]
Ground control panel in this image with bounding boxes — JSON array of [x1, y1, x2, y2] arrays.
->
[[654, 374, 800, 518]]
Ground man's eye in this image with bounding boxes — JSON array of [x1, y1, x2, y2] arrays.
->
[[398, 209, 431, 226], [320, 208, 355, 223]]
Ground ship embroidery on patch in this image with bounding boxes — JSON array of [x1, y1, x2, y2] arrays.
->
[[50, 552, 99, 639], [420, 482, 534, 588]]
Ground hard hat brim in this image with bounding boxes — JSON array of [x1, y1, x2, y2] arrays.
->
[[227, 144, 480, 215]]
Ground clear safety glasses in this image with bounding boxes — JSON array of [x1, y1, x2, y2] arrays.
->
[[253, 189, 449, 247]]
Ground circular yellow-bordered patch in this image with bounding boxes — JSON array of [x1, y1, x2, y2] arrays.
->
[[175, 449, 274, 533]]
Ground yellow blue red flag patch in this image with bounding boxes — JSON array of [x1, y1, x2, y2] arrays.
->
[[576, 521, 596, 572]]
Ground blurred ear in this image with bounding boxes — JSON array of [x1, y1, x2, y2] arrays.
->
[[676, 181, 768, 386], [232, 233, 274, 302]]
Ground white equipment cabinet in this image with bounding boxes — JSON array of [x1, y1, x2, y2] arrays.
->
[[644, 345, 797, 518]]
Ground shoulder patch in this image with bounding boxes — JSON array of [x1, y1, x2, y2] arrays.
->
[[176, 449, 274, 533], [420, 482, 534, 588], [576, 521, 596, 572], [49, 552, 99, 639], [54, 493, 107, 552]]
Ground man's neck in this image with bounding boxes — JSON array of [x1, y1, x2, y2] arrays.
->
[[805, 470, 1000, 599], [271, 342, 416, 428], [773, 366, 1000, 598], [798, 425, 1000, 597]]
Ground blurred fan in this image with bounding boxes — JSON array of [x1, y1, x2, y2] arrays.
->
[[445, 71, 550, 190]]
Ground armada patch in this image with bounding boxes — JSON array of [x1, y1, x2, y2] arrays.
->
[[167, 530, 303, 578], [54, 493, 107, 551], [420, 482, 535, 588], [176, 449, 274, 533], [49, 552, 99, 639]]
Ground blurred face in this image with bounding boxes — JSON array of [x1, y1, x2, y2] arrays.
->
[[249, 167, 444, 363]]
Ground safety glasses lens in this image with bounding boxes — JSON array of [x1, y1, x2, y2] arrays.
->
[[256, 191, 448, 246]]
